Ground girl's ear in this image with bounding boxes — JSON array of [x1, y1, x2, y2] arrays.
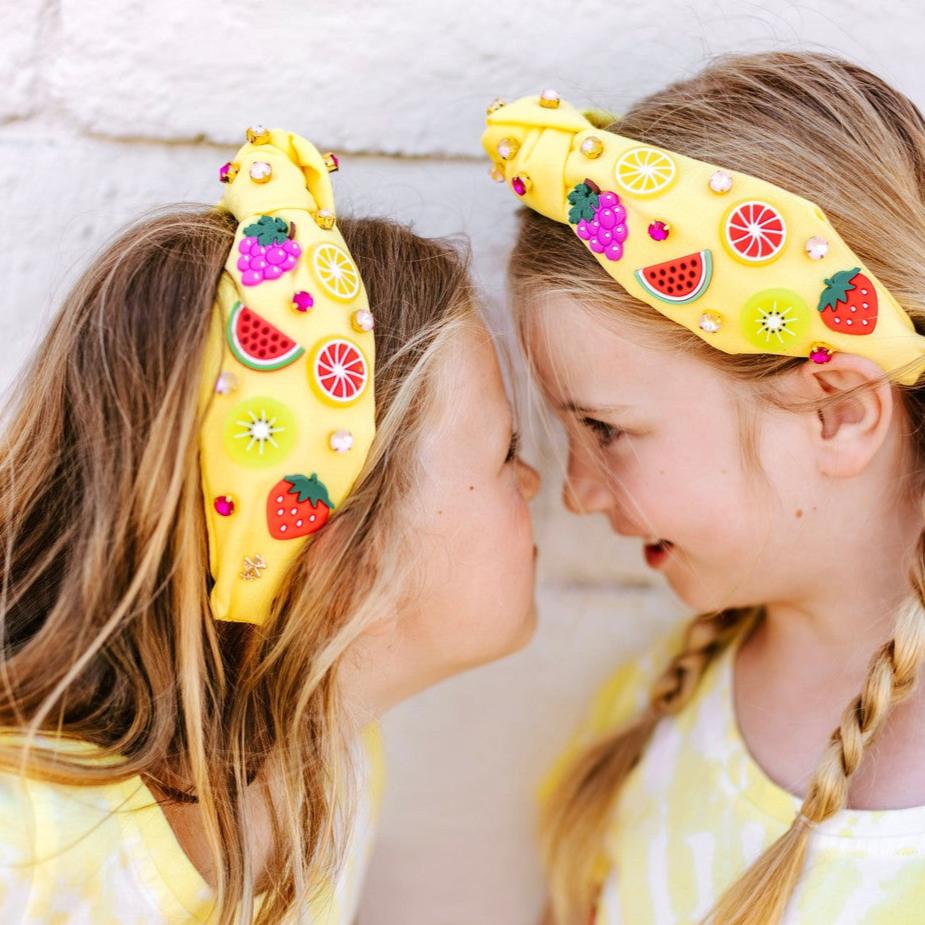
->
[[798, 353, 895, 477]]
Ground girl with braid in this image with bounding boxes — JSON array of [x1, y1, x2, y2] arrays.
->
[[484, 51, 925, 924]]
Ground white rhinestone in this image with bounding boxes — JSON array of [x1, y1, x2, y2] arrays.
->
[[330, 429, 354, 453], [249, 161, 272, 182], [540, 88, 560, 107], [805, 235, 829, 260], [709, 170, 733, 193], [352, 309, 375, 332], [699, 312, 722, 333], [497, 138, 518, 161], [214, 371, 238, 394]]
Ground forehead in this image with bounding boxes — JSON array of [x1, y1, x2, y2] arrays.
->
[[524, 291, 719, 409], [422, 319, 511, 445]]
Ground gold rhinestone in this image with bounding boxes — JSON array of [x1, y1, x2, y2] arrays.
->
[[580, 136, 604, 159], [240, 554, 268, 581], [486, 97, 506, 115], [489, 164, 505, 183], [246, 125, 271, 145], [323, 152, 340, 173], [313, 209, 336, 230]]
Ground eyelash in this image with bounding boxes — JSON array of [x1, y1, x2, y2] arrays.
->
[[505, 431, 521, 464], [581, 417, 623, 447]]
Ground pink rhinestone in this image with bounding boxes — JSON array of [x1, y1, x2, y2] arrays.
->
[[214, 495, 235, 516], [292, 290, 314, 312], [512, 176, 527, 196], [810, 346, 833, 364], [648, 221, 670, 241], [219, 161, 237, 183]]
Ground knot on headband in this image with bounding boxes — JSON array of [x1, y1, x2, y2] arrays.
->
[[198, 127, 376, 625]]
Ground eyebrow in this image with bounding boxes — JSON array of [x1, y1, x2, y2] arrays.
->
[[559, 401, 635, 415]]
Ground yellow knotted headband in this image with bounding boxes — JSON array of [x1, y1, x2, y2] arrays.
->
[[482, 92, 925, 386], [198, 128, 376, 625]]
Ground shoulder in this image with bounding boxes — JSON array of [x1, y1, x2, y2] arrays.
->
[[538, 620, 687, 805]]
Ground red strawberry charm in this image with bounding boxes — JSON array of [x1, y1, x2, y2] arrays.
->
[[816, 267, 878, 335], [267, 473, 334, 540]]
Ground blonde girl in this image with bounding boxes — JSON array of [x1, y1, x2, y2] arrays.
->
[[490, 51, 925, 924], [0, 129, 540, 924]]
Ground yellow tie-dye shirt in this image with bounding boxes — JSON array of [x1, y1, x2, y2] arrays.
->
[[0, 725, 384, 924], [544, 623, 925, 925]]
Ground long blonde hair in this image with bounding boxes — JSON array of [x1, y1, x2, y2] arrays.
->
[[0, 205, 475, 924], [510, 50, 925, 925]]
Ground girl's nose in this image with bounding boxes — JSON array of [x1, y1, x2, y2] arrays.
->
[[563, 448, 612, 516], [515, 458, 542, 501]]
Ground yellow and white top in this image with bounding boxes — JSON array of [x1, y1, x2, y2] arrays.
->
[[0, 726, 384, 924], [543, 625, 925, 924]]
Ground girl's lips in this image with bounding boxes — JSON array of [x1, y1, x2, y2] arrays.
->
[[644, 540, 674, 569]]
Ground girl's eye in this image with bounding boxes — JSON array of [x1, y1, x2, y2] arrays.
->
[[581, 417, 622, 447], [505, 431, 521, 464]]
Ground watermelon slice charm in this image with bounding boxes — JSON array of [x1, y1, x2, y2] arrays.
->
[[635, 250, 713, 304], [226, 302, 305, 371]]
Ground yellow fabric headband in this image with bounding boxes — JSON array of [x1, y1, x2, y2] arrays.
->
[[482, 92, 925, 386], [198, 128, 376, 625]]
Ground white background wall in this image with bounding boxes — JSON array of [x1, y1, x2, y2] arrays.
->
[[2, 2, 922, 922]]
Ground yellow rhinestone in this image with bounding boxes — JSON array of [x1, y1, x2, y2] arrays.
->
[[580, 136, 604, 159], [486, 97, 506, 115], [489, 164, 505, 183], [313, 209, 336, 230], [246, 125, 271, 145]]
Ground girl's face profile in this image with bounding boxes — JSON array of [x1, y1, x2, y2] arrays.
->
[[345, 319, 541, 713], [524, 291, 862, 615]]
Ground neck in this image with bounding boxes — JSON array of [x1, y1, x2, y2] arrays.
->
[[755, 505, 922, 679]]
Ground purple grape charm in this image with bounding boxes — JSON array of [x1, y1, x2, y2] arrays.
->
[[237, 215, 302, 287], [567, 180, 629, 262]]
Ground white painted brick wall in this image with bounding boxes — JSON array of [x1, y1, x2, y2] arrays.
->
[[2, 2, 923, 922]]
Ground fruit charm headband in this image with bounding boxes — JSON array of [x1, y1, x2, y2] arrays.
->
[[198, 128, 375, 624], [482, 93, 925, 385]]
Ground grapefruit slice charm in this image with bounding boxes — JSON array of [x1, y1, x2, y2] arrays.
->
[[310, 338, 369, 406], [723, 200, 787, 265]]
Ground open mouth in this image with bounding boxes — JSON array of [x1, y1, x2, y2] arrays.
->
[[643, 539, 674, 568]]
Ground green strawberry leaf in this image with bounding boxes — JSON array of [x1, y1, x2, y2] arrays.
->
[[244, 215, 290, 246], [283, 473, 335, 510], [817, 267, 859, 313]]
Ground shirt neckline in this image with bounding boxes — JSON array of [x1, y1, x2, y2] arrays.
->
[[716, 626, 925, 839]]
